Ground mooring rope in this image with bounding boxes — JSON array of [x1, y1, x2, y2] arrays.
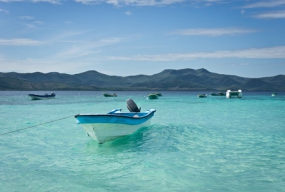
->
[[0, 115, 74, 136]]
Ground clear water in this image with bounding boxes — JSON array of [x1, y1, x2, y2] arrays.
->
[[0, 91, 285, 191]]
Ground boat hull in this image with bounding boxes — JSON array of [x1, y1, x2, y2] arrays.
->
[[103, 93, 117, 97], [80, 119, 151, 143], [28, 94, 56, 100], [226, 90, 242, 98], [210, 92, 225, 96], [75, 109, 156, 143], [148, 94, 158, 99], [197, 94, 207, 98]]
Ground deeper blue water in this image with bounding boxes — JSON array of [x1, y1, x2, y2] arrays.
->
[[0, 91, 285, 191]]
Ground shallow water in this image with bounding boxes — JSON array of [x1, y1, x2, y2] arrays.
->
[[0, 91, 285, 191]]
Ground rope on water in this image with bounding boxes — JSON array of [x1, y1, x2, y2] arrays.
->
[[0, 115, 74, 136]]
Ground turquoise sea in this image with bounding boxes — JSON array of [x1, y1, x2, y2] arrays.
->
[[0, 91, 285, 191]]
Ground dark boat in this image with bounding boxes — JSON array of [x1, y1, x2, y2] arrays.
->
[[103, 93, 117, 97], [147, 93, 158, 99], [210, 92, 225, 96], [154, 93, 162, 96], [28, 93, 56, 100], [197, 94, 207, 98]]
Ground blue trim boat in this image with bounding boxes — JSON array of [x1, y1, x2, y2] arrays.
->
[[272, 93, 278, 96], [147, 93, 158, 99], [28, 93, 56, 100], [75, 99, 156, 144], [197, 94, 207, 98], [210, 92, 225, 96], [103, 93, 117, 97]]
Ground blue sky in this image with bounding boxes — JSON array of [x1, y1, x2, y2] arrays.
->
[[0, 0, 285, 77]]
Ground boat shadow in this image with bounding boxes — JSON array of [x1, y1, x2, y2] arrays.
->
[[83, 126, 153, 154]]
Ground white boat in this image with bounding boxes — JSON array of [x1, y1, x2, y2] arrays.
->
[[226, 90, 242, 98], [75, 99, 156, 144], [197, 94, 207, 98], [103, 93, 117, 97], [28, 93, 56, 100]]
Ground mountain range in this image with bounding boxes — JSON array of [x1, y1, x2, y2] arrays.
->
[[0, 68, 284, 91]]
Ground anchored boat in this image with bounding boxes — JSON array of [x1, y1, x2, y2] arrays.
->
[[153, 93, 162, 96], [28, 93, 56, 100], [210, 92, 225, 96], [103, 93, 117, 97], [197, 94, 207, 98], [226, 90, 242, 98], [75, 99, 156, 144], [147, 93, 158, 99]]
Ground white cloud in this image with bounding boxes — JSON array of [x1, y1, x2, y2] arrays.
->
[[0, 58, 84, 74], [125, 11, 132, 15], [1, 0, 62, 3], [75, 0, 185, 6], [32, 0, 61, 3], [0, 0, 22, 2], [0, 37, 123, 73], [242, 0, 285, 9], [19, 16, 34, 20], [0, 38, 43, 46], [0, 9, 9, 13], [108, 46, 285, 61], [0, 0, 226, 6], [0, 0, 62, 3], [171, 28, 257, 37], [254, 10, 285, 18], [56, 37, 123, 59]]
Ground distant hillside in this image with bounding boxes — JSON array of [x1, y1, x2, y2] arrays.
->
[[0, 68, 284, 91]]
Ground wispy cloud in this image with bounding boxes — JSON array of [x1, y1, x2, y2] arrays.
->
[[0, 0, 226, 6], [0, 0, 22, 2], [109, 46, 285, 61], [31, 0, 62, 4], [75, 0, 185, 6], [254, 10, 285, 18], [0, 0, 62, 2], [0, 0, 63, 3], [0, 8, 9, 13], [0, 58, 84, 74], [19, 16, 34, 20], [242, 0, 285, 9], [56, 37, 123, 59], [125, 11, 132, 15], [0, 38, 43, 46], [171, 28, 257, 37]]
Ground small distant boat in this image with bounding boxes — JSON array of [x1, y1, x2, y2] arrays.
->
[[75, 99, 156, 144], [28, 93, 56, 100], [272, 93, 278, 96], [147, 93, 158, 99], [103, 93, 117, 97], [154, 93, 162, 96], [210, 92, 225, 96], [226, 90, 242, 98], [197, 94, 207, 98]]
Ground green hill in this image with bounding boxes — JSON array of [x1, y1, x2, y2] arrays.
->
[[0, 68, 284, 91]]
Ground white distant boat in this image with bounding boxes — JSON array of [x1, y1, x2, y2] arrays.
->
[[226, 90, 242, 98], [28, 93, 56, 100], [272, 93, 278, 96], [197, 94, 207, 98], [75, 99, 156, 144]]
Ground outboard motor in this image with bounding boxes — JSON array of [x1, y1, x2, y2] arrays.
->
[[126, 99, 141, 112]]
